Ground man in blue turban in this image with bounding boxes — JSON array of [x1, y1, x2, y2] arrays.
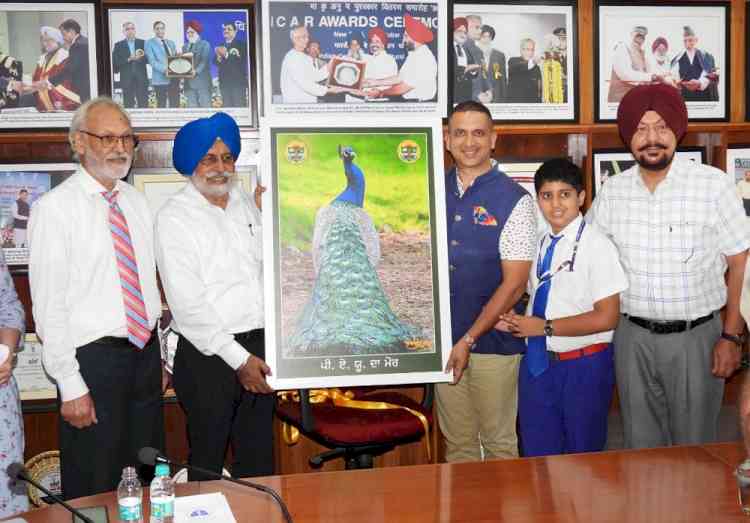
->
[[155, 112, 274, 480]]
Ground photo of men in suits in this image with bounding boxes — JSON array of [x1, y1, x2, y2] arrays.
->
[[478, 25, 507, 103], [112, 21, 149, 108], [508, 38, 542, 103], [53, 18, 90, 104], [145, 20, 179, 108], [671, 25, 719, 102], [183, 20, 212, 108], [214, 22, 248, 108]]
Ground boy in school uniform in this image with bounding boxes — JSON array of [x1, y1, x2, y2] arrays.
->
[[498, 158, 628, 456]]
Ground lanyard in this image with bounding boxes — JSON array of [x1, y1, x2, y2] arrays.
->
[[536, 219, 586, 283]]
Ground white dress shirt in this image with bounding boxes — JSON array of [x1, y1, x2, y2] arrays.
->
[[527, 214, 629, 352], [365, 51, 398, 81], [280, 48, 329, 103], [28, 167, 161, 401], [588, 159, 750, 320], [611, 42, 651, 82], [155, 182, 263, 371], [399, 44, 437, 101]]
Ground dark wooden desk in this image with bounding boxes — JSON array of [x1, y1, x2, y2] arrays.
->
[[6, 443, 749, 522]]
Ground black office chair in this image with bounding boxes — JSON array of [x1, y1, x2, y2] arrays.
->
[[276, 384, 433, 469]]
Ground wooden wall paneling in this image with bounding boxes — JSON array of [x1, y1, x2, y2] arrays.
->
[[578, 0, 594, 124], [730, 0, 745, 122]]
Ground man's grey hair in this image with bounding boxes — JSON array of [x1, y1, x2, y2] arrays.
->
[[68, 97, 131, 162], [520, 37, 535, 51], [289, 25, 306, 40]]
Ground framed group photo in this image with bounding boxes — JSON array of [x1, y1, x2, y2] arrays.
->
[[725, 145, 750, 218], [261, 0, 448, 118], [261, 118, 451, 389], [592, 146, 705, 196], [103, 5, 256, 128], [451, 1, 577, 122], [595, 2, 728, 122], [0, 163, 76, 266], [0, 2, 98, 129]]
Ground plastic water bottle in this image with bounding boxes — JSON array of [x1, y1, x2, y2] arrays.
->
[[149, 463, 174, 523], [117, 466, 143, 522]]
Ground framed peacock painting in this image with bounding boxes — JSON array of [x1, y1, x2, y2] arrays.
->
[[261, 118, 452, 389]]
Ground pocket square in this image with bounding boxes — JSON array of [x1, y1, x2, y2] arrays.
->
[[473, 206, 497, 226]]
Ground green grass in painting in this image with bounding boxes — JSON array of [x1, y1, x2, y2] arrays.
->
[[276, 132, 431, 251]]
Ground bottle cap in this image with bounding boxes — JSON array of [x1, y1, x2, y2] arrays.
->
[[155, 463, 170, 477]]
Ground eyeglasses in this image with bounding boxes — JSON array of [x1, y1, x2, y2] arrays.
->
[[198, 153, 235, 167], [79, 130, 139, 149]]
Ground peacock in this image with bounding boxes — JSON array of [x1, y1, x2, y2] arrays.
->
[[284, 145, 421, 357]]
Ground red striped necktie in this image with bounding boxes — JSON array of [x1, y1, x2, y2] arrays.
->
[[102, 191, 151, 349]]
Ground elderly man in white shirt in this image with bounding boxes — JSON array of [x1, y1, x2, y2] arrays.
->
[[280, 25, 342, 103], [29, 97, 163, 500], [155, 112, 273, 481]]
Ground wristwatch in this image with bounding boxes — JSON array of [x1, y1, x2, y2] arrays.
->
[[720, 332, 744, 347], [462, 333, 476, 349], [543, 320, 554, 337]]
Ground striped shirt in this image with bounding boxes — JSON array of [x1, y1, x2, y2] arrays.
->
[[587, 159, 750, 321]]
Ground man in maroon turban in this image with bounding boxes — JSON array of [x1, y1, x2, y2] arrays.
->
[[182, 19, 212, 107], [588, 83, 749, 450]]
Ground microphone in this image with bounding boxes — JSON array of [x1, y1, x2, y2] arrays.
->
[[6, 463, 94, 523], [137, 447, 293, 523]]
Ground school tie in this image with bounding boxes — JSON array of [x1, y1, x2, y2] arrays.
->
[[102, 191, 151, 349], [526, 234, 563, 377]]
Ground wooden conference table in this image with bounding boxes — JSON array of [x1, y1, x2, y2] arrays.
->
[[6, 442, 750, 522]]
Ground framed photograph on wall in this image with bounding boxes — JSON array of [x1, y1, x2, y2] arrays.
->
[[261, 118, 451, 389], [132, 167, 258, 218], [103, 5, 256, 128], [499, 160, 547, 229], [595, 2, 728, 122], [15, 333, 58, 401], [726, 145, 750, 218], [0, 2, 98, 129], [592, 146, 705, 196], [261, 0, 448, 118], [451, 1, 577, 122], [0, 163, 76, 266]]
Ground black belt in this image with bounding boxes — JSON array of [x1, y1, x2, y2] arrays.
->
[[92, 330, 157, 348], [626, 312, 714, 335]]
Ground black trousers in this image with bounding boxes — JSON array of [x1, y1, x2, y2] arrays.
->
[[154, 80, 180, 108], [172, 329, 274, 481], [122, 80, 148, 108], [219, 84, 247, 108], [59, 337, 164, 500]]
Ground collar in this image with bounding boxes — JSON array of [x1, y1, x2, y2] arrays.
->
[[75, 165, 126, 197], [633, 157, 686, 190], [453, 160, 499, 192], [550, 213, 583, 241]]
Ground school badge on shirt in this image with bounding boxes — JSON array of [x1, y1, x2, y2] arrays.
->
[[473, 206, 497, 226]]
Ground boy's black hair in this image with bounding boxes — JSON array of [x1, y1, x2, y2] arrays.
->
[[534, 157, 584, 194]]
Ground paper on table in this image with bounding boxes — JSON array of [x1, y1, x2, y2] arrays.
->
[[174, 493, 236, 523]]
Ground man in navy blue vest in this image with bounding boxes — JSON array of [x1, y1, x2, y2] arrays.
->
[[438, 101, 537, 462], [671, 26, 718, 102]]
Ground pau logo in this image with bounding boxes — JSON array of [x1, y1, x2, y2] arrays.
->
[[285, 140, 307, 164], [397, 140, 420, 163]]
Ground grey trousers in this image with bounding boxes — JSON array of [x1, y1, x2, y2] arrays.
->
[[614, 313, 724, 449]]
